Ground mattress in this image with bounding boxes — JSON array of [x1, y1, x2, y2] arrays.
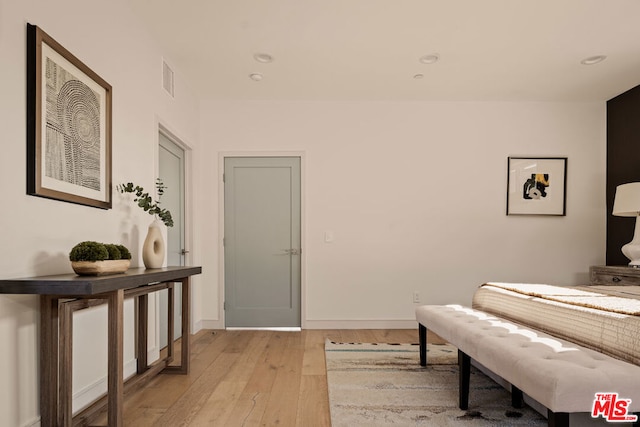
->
[[472, 283, 640, 365]]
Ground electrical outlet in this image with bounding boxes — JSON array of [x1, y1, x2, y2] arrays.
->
[[413, 291, 420, 304]]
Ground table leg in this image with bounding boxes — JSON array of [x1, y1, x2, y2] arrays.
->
[[137, 294, 148, 374], [59, 301, 74, 426], [39, 295, 58, 426], [162, 277, 190, 375], [107, 289, 124, 427], [167, 283, 174, 362], [180, 276, 190, 374]]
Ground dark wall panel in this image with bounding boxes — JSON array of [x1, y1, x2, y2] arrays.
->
[[606, 84, 640, 265]]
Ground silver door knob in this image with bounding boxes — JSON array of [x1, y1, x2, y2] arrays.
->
[[283, 248, 300, 255]]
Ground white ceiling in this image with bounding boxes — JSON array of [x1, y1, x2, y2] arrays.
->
[[128, 0, 640, 102]]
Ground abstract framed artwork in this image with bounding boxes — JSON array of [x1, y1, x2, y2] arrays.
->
[[26, 23, 112, 209], [506, 157, 567, 216]]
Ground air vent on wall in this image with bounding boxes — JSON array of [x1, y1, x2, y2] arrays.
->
[[162, 59, 175, 97]]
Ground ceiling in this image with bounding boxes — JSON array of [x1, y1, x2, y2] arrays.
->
[[128, 0, 640, 102]]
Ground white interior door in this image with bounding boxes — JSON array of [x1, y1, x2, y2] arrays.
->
[[158, 131, 185, 347], [224, 157, 301, 328]]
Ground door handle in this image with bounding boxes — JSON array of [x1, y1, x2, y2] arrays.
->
[[180, 249, 190, 255], [282, 248, 300, 255]]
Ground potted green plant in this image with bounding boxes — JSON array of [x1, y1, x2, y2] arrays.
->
[[69, 241, 132, 275], [117, 179, 173, 268]]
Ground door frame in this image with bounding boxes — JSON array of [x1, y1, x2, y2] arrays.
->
[[157, 122, 193, 266], [158, 128, 187, 348], [150, 120, 193, 360], [218, 151, 306, 329]]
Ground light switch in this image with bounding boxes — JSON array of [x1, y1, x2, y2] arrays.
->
[[324, 231, 334, 243]]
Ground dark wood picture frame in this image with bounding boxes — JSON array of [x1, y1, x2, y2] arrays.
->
[[506, 157, 567, 216], [26, 23, 112, 209]]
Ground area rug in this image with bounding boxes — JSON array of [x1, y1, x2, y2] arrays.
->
[[325, 340, 547, 426]]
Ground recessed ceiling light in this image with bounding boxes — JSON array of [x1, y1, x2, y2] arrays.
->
[[419, 54, 439, 64], [581, 55, 607, 65], [249, 73, 263, 81], [253, 53, 274, 63]]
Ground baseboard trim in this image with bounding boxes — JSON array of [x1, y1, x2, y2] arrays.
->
[[21, 416, 40, 427], [226, 327, 302, 331], [72, 358, 137, 413], [193, 319, 203, 334], [196, 319, 419, 330], [303, 319, 418, 329], [200, 319, 223, 330]]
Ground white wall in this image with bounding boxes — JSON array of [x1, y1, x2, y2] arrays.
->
[[0, 1, 201, 425], [199, 100, 607, 328]]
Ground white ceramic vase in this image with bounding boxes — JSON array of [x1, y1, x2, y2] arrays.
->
[[142, 219, 166, 268]]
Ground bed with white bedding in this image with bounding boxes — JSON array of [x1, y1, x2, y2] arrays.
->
[[472, 282, 640, 365]]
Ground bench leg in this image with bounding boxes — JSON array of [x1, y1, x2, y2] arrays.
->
[[511, 385, 524, 408], [419, 324, 427, 366], [458, 350, 470, 410], [547, 410, 569, 427]]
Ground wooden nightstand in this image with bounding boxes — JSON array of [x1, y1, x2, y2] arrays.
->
[[590, 265, 640, 286]]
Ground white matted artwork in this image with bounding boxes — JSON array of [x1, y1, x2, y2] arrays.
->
[[26, 23, 112, 209], [507, 157, 567, 216]]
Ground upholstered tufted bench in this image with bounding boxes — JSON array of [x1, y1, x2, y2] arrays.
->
[[416, 304, 640, 427]]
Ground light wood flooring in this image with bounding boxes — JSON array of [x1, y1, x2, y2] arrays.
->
[[93, 328, 444, 426]]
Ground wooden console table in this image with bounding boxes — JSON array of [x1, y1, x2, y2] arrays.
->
[[0, 266, 202, 427]]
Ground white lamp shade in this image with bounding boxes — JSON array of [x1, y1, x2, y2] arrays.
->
[[613, 182, 640, 217]]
